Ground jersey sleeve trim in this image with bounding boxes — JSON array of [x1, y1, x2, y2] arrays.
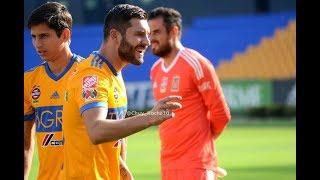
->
[[80, 102, 108, 115], [181, 49, 204, 80]]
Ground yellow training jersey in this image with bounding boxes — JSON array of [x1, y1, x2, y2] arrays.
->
[[24, 54, 83, 180], [63, 51, 127, 180]]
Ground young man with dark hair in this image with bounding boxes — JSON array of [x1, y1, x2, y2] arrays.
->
[[148, 7, 231, 180], [24, 2, 83, 180], [62, 4, 181, 180]]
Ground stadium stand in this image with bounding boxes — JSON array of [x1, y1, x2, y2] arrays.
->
[[24, 11, 296, 81], [216, 20, 296, 80]]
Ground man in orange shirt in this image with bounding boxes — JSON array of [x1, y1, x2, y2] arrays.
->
[[148, 7, 231, 180]]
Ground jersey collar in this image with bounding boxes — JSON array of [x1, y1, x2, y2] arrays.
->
[[161, 47, 185, 73], [45, 53, 76, 81], [92, 51, 118, 76]]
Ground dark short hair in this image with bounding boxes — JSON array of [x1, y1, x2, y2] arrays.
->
[[148, 7, 182, 33], [27, 2, 72, 37], [103, 4, 147, 40]]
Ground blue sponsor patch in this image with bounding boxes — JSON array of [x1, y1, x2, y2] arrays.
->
[[35, 106, 63, 132], [107, 106, 127, 120]]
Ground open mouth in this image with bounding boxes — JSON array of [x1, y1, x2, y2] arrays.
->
[[136, 47, 146, 54], [37, 50, 47, 56]]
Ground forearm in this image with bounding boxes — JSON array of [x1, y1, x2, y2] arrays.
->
[[84, 96, 182, 145], [120, 138, 127, 161], [24, 144, 34, 180], [86, 114, 151, 144], [24, 121, 35, 180], [119, 155, 133, 179], [209, 107, 231, 140]]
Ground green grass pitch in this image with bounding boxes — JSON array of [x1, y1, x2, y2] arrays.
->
[[29, 118, 296, 180]]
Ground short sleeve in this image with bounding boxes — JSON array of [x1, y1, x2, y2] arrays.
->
[[72, 71, 110, 115]]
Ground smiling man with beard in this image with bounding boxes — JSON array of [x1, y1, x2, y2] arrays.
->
[[62, 4, 182, 180], [148, 7, 231, 180]]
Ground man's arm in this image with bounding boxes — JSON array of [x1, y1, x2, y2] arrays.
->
[[24, 121, 35, 180], [83, 96, 182, 145], [121, 138, 127, 161], [191, 53, 231, 140], [119, 155, 134, 180]]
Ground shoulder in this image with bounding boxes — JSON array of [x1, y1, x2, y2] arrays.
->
[[24, 62, 45, 74], [179, 48, 207, 80], [24, 62, 46, 80], [69, 59, 110, 88], [73, 54, 85, 63], [181, 48, 212, 65]]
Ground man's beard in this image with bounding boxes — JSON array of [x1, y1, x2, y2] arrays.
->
[[118, 36, 145, 65], [152, 40, 172, 58]]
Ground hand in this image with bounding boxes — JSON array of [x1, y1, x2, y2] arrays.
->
[[147, 96, 182, 126], [216, 167, 227, 178], [120, 158, 134, 180]]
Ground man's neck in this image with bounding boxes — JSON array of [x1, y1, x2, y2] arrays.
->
[[162, 41, 184, 68], [99, 42, 128, 73], [46, 48, 73, 75]]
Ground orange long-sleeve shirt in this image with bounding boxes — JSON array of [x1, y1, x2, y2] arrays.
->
[[150, 47, 231, 171]]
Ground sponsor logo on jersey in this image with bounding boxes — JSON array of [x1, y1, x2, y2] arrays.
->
[[107, 106, 127, 120], [198, 81, 212, 92], [42, 133, 63, 147], [31, 85, 41, 103], [82, 89, 98, 100], [35, 106, 63, 132], [171, 75, 180, 92], [160, 77, 168, 93], [50, 91, 60, 99], [83, 76, 97, 89], [82, 76, 98, 101]]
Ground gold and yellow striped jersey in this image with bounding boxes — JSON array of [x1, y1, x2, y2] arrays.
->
[[24, 54, 83, 180], [63, 51, 127, 180]]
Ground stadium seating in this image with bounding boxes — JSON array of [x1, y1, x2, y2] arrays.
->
[[24, 11, 296, 81], [216, 20, 296, 80]]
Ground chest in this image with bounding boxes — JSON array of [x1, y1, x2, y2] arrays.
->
[[107, 76, 127, 106], [152, 67, 197, 100], [30, 77, 68, 107], [106, 77, 127, 119]]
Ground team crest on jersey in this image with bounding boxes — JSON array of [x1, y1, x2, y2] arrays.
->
[[31, 85, 41, 103], [160, 77, 168, 93], [42, 133, 63, 147], [153, 81, 158, 89], [114, 87, 119, 99], [82, 89, 98, 100], [82, 76, 98, 101], [64, 91, 69, 101], [171, 75, 180, 92]]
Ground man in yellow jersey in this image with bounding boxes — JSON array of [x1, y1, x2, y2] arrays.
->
[[63, 4, 182, 180], [24, 2, 83, 180]]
